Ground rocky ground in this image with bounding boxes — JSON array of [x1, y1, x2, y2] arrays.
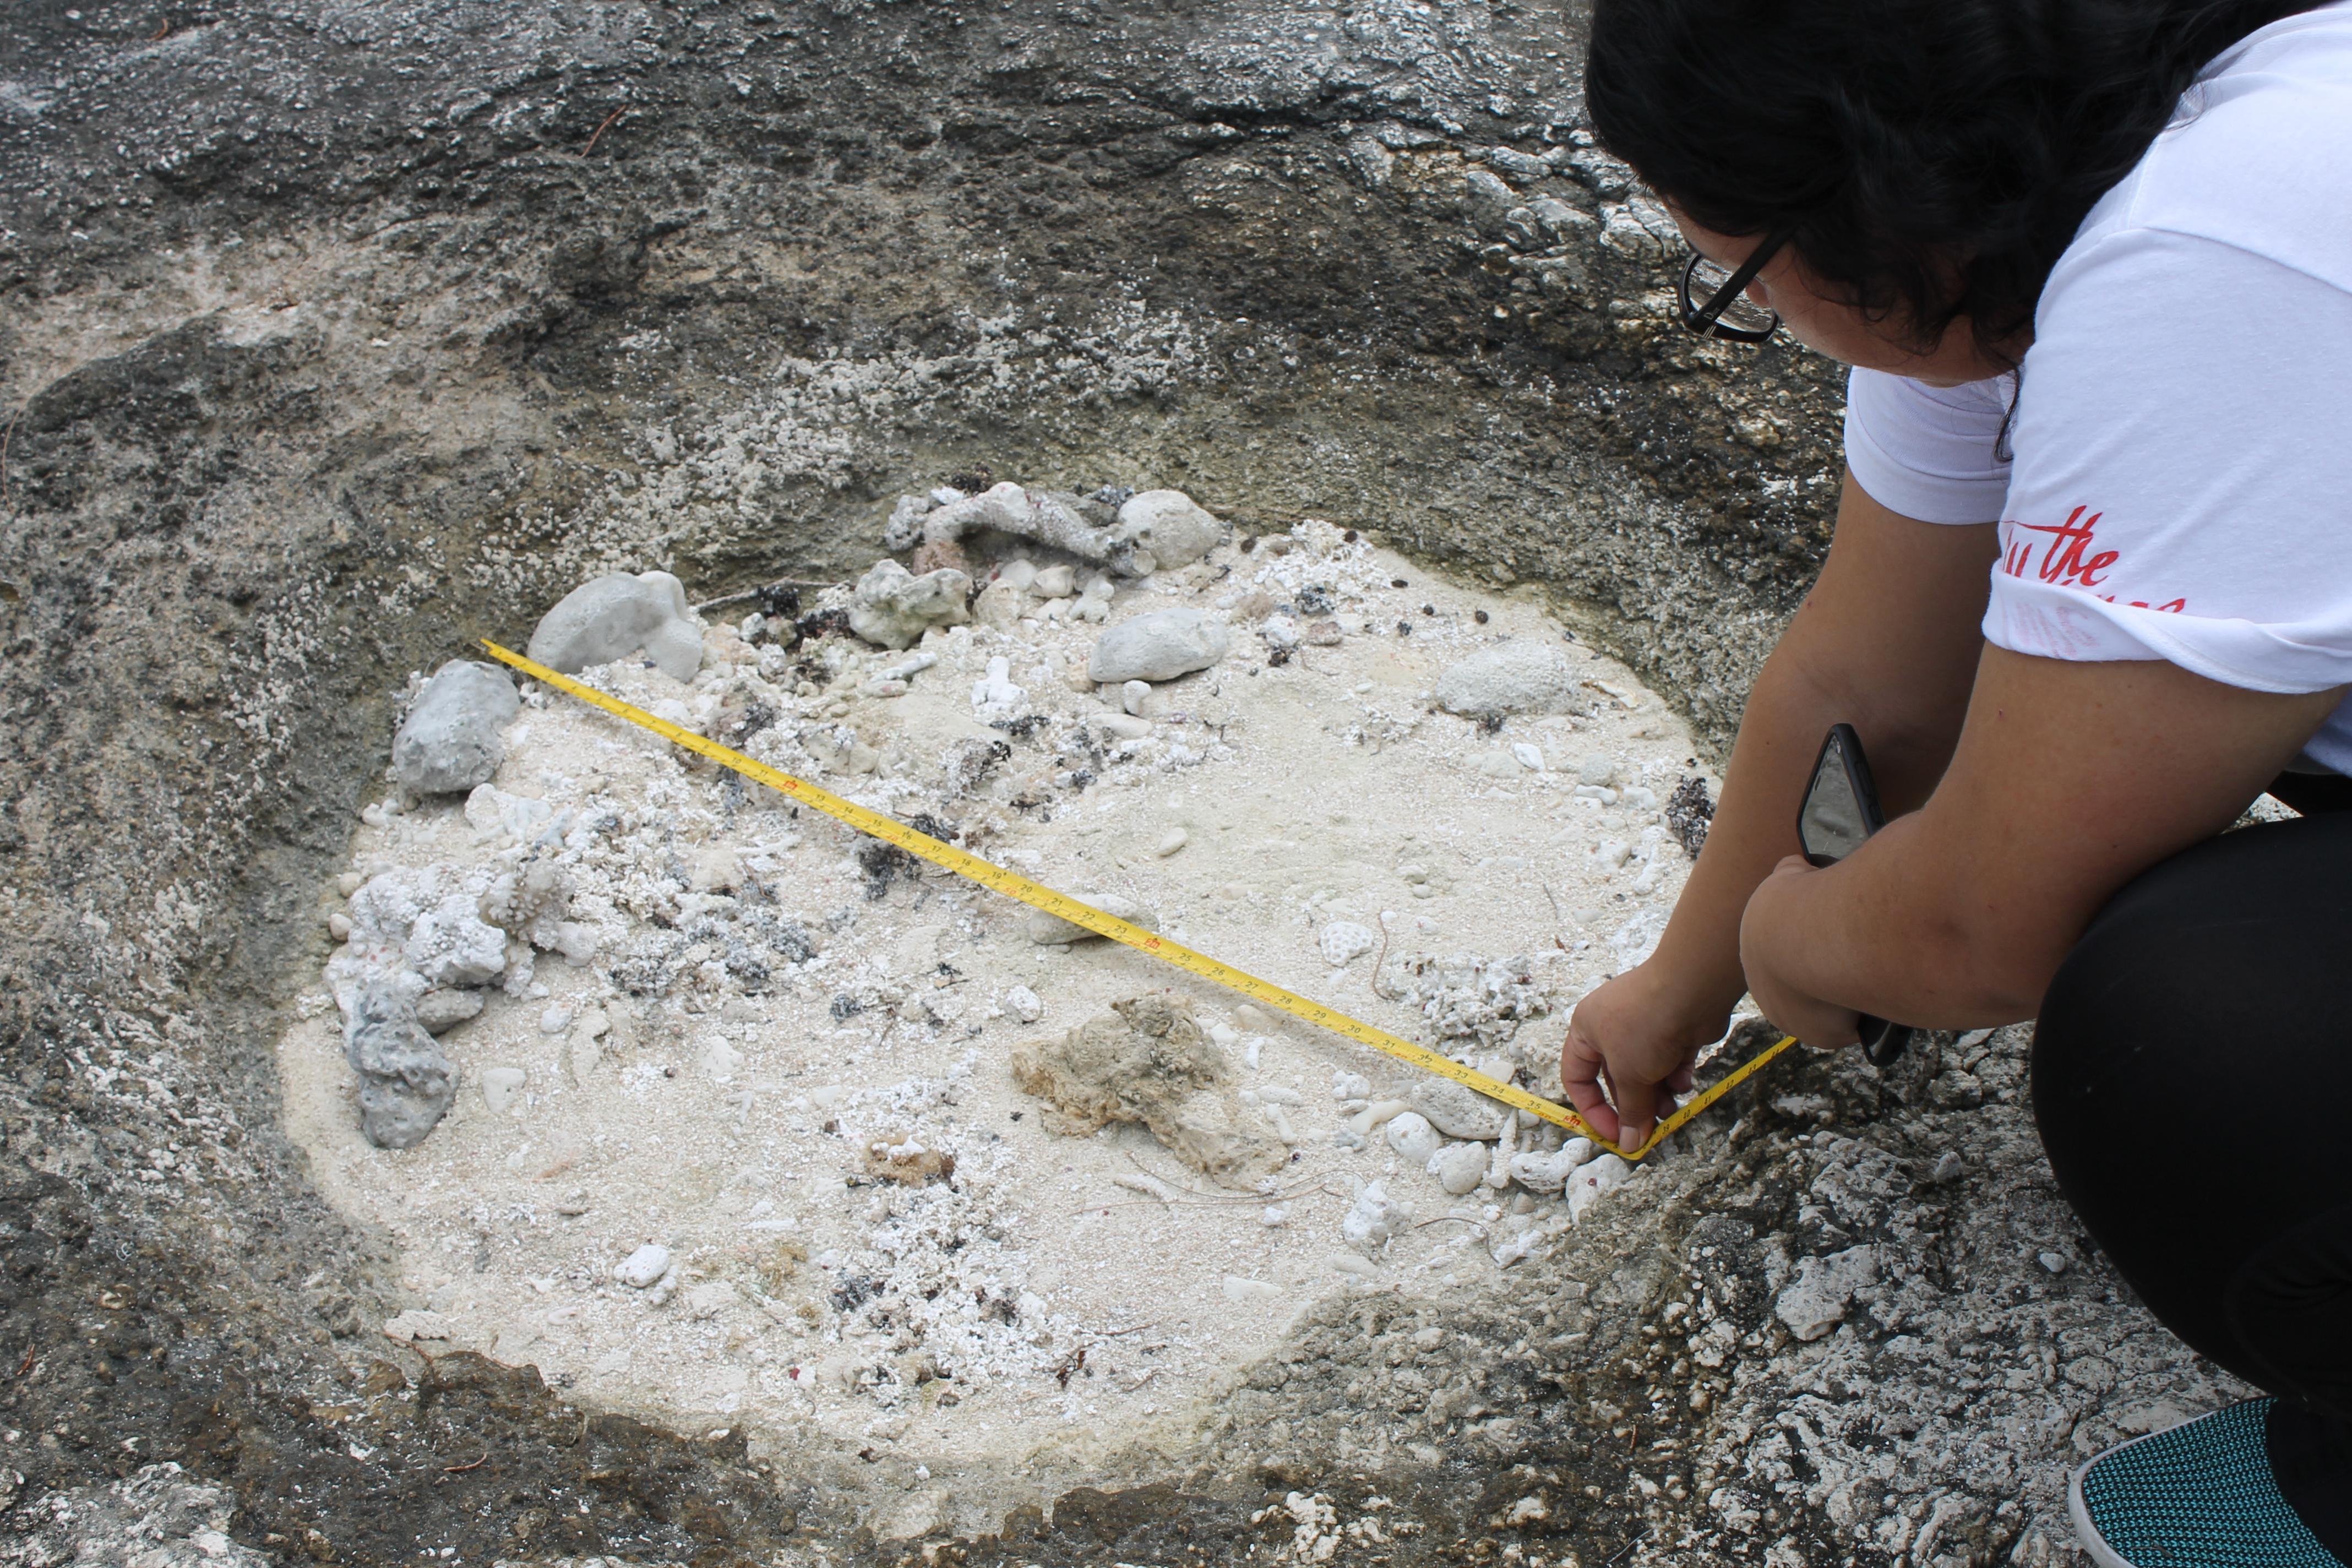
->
[[0, 1, 2229, 1563]]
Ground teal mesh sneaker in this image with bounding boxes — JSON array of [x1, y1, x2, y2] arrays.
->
[[2070, 1398, 2346, 1568]]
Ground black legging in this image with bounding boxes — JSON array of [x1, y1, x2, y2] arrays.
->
[[2035, 804, 2352, 1548]]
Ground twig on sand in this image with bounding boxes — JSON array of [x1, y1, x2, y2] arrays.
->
[[581, 107, 625, 156]]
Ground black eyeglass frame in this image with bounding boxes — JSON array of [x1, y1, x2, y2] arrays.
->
[[1678, 227, 1791, 344]]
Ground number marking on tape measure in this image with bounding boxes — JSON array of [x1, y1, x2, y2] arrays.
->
[[478, 640, 1788, 1159]]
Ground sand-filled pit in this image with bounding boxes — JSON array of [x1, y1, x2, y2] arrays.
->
[[277, 510, 1718, 1516]]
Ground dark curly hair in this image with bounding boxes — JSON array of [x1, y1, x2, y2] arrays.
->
[[1587, 0, 2325, 361]]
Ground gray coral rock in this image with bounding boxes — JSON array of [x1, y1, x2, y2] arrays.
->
[[6, 1463, 269, 1568], [1010, 994, 1285, 1189], [1087, 607, 1231, 683], [1409, 1075, 1513, 1141], [1109, 489, 1223, 571], [847, 559, 972, 650], [343, 981, 459, 1149], [390, 660, 519, 795], [1433, 638, 1586, 716], [910, 482, 1145, 571], [527, 570, 703, 681], [413, 987, 485, 1034]]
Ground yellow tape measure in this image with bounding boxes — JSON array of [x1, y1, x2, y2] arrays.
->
[[478, 641, 1794, 1160]]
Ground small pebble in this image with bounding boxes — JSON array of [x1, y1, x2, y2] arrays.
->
[[1431, 1141, 1488, 1195], [1004, 985, 1043, 1023], [539, 1004, 574, 1035], [328, 912, 353, 941], [482, 1066, 528, 1113], [1122, 679, 1153, 716], [1578, 753, 1619, 787], [1385, 1111, 1441, 1165], [2039, 1251, 2068, 1275], [1033, 564, 1076, 598], [1260, 1205, 1289, 1227], [1156, 827, 1189, 857], [1512, 742, 1544, 772], [1332, 1073, 1371, 1101], [615, 1244, 673, 1289]]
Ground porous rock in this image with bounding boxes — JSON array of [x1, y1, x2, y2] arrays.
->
[[1507, 1136, 1594, 1194], [1342, 1180, 1412, 1255], [1110, 489, 1223, 570], [912, 482, 1160, 574], [391, 661, 519, 795], [527, 570, 703, 682], [1384, 1110, 1441, 1164], [342, 981, 459, 1150], [1566, 1151, 1632, 1221], [1317, 919, 1376, 966], [1434, 638, 1586, 717], [848, 559, 973, 650], [1088, 607, 1230, 683], [1431, 1141, 1489, 1195], [413, 987, 484, 1035], [1009, 994, 1285, 1189], [1774, 1244, 1881, 1341], [1409, 1074, 1513, 1141]]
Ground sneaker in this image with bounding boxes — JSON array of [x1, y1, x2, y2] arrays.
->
[[2070, 1398, 2346, 1568]]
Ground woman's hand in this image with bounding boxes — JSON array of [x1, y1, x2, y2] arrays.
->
[[1560, 963, 1728, 1156], [1738, 856, 1864, 1048]]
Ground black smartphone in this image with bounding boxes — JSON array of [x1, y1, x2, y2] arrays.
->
[[1795, 724, 1912, 1067]]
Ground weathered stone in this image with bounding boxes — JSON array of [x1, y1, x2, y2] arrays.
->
[[1110, 489, 1223, 570], [342, 981, 458, 1149], [527, 571, 703, 682], [391, 661, 518, 795], [1088, 608, 1230, 683], [847, 559, 972, 649], [1434, 639, 1586, 717]]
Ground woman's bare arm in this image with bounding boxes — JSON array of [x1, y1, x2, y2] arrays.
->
[[1562, 474, 1997, 1152], [1740, 647, 2346, 1037]]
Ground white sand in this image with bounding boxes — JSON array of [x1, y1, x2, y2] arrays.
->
[[279, 520, 1705, 1512]]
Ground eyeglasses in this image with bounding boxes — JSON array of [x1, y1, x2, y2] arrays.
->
[[1678, 228, 1789, 343]]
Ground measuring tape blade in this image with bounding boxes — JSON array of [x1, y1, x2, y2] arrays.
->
[[478, 640, 1784, 1160]]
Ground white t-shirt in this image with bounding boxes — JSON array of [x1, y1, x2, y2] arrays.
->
[[1843, 1, 2352, 770]]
